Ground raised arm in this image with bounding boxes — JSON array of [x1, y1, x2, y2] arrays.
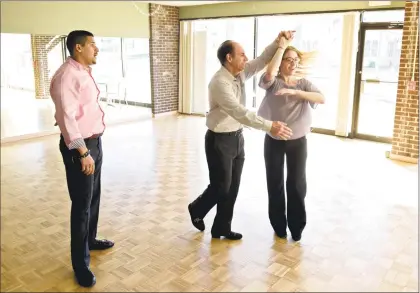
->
[[242, 40, 278, 80], [51, 74, 87, 152], [261, 32, 295, 85], [264, 47, 286, 82], [258, 47, 287, 91]]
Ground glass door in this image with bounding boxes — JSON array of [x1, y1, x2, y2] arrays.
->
[[352, 25, 403, 142]]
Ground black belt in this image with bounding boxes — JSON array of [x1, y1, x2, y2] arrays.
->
[[209, 129, 243, 136], [86, 133, 102, 139], [60, 133, 102, 141]]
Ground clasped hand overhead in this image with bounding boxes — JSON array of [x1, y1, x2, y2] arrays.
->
[[276, 30, 295, 49], [269, 30, 296, 140]]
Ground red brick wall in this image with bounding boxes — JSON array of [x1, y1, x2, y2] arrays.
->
[[149, 4, 180, 115], [31, 35, 62, 99], [391, 1, 419, 160]]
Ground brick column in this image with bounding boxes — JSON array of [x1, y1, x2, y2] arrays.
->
[[391, 1, 419, 162], [149, 4, 180, 115], [31, 35, 62, 99]]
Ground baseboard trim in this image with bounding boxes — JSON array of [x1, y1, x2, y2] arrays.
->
[[99, 97, 152, 108], [152, 111, 178, 118], [178, 112, 206, 117], [1, 116, 152, 145], [389, 153, 418, 164]]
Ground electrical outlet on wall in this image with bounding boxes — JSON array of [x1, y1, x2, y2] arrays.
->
[[408, 80, 416, 91]]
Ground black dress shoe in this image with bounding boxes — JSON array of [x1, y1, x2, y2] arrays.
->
[[89, 239, 114, 250], [188, 204, 205, 231], [292, 234, 301, 242], [75, 268, 96, 287], [212, 231, 242, 240], [275, 231, 287, 239]]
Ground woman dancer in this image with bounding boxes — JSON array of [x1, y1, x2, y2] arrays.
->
[[257, 32, 325, 242]]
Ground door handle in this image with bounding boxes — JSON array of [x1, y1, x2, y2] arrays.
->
[[364, 79, 380, 83]]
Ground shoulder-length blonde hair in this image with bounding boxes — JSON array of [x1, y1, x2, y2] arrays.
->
[[278, 46, 319, 78]]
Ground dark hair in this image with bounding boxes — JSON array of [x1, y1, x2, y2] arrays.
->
[[66, 30, 94, 56], [217, 40, 235, 66]]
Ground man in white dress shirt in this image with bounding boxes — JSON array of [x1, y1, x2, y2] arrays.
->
[[188, 31, 294, 240]]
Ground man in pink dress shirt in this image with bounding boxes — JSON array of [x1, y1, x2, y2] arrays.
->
[[50, 30, 114, 287]]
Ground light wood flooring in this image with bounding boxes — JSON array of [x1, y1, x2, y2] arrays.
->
[[1, 114, 418, 292]]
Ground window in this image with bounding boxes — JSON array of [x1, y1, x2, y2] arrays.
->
[[93, 37, 124, 99], [362, 29, 402, 82], [191, 17, 256, 113], [88, 37, 152, 105], [122, 38, 151, 104], [362, 9, 405, 23], [364, 40, 379, 57], [0, 33, 35, 91]]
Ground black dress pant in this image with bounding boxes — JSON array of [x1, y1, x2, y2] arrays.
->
[[190, 129, 245, 234], [59, 135, 103, 272], [264, 134, 307, 238]]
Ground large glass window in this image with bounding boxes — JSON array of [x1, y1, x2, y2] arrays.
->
[[0, 33, 34, 91], [77, 36, 153, 105], [122, 38, 151, 104], [93, 37, 124, 101], [192, 17, 255, 113], [256, 13, 344, 130]]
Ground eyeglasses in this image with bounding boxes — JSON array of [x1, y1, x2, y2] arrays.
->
[[283, 57, 300, 64]]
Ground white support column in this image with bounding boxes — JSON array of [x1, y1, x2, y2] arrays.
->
[[335, 12, 360, 136], [191, 30, 208, 114], [178, 21, 194, 114]]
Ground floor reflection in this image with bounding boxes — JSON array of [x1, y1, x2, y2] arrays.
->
[[0, 87, 152, 140]]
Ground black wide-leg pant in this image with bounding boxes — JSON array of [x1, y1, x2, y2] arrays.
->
[[264, 134, 307, 238]]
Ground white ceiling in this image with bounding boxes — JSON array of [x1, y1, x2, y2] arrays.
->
[[149, 1, 238, 6]]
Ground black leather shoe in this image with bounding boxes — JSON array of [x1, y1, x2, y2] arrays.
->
[[212, 231, 242, 240], [75, 268, 96, 287], [292, 234, 301, 242], [188, 204, 205, 231], [89, 239, 114, 250], [275, 231, 287, 239]]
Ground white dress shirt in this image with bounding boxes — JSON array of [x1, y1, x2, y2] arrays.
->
[[206, 41, 279, 133]]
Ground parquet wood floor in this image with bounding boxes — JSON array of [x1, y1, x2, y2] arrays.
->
[[1, 115, 418, 292]]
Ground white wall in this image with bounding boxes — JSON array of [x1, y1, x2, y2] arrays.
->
[[1, 1, 150, 38]]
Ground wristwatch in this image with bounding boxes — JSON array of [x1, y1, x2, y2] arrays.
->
[[78, 149, 91, 159]]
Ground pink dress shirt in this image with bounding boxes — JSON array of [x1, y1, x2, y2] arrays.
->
[[50, 57, 106, 150]]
